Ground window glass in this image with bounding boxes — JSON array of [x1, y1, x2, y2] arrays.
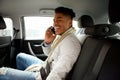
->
[[0, 18, 13, 37], [24, 17, 79, 40]]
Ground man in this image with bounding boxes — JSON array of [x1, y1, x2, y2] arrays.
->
[[0, 7, 81, 80]]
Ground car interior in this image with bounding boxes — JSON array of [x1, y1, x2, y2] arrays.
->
[[0, 0, 120, 80]]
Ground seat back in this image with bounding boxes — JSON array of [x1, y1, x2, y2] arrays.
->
[[66, 23, 120, 80], [97, 38, 120, 80], [71, 37, 107, 80], [0, 16, 11, 67]]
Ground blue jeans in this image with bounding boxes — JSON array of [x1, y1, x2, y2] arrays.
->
[[16, 53, 44, 70], [0, 53, 44, 80], [0, 67, 39, 80]]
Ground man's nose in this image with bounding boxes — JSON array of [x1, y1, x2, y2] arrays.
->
[[54, 21, 58, 26]]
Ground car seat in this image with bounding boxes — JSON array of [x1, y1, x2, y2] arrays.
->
[[0, 16, 11, 67]]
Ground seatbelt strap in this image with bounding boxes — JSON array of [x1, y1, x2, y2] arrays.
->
[[84, 42, 111, 80], [92, 42, 111, 80]]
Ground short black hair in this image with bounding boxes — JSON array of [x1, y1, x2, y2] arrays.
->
[[55, 7, 75, 19]]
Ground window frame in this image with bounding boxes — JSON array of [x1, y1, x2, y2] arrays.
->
[[22, 16, 79, 40]]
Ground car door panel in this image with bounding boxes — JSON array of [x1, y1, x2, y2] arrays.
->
[[22, 40, 47, 60]]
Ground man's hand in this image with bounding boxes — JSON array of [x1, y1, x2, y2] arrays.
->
[[45, 27, 56, 44]]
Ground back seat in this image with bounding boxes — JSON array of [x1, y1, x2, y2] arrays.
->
[[66, 23, 120, 80]]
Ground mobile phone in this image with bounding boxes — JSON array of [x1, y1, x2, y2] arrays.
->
[[51, 26, 55, 34]]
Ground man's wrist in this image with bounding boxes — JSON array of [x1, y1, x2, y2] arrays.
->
[[43, 42, 48, 47], [42, 41, 52, 47]]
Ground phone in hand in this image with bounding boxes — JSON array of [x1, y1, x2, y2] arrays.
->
[[51, 26, 55, 34]]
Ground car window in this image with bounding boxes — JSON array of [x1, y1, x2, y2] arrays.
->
[[24, 17, 79, 40], [0, 18, 13, 37]]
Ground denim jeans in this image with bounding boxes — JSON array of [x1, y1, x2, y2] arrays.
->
[[16, 53, 44, 70], [0, 67, 39, 80], [0, 53, 44, 80]]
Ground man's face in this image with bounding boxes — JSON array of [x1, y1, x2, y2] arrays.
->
[[53, 13, 72, 35]]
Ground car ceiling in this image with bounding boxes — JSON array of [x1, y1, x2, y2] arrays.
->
[[0, 0, 109, 23]]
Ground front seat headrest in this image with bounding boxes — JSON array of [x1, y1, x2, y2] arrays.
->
[[0, 16, 6, 29], [78, 15, 94, 28], [85, 24, 120, 37], [109, 0, 120, 24]]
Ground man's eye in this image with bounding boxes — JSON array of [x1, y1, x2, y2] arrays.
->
[[58, 20, 62, 21]]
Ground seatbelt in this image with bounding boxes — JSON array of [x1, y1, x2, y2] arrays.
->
[[83, 42, 111, 80]]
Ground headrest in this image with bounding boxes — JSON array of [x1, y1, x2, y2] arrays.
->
[[85, 24, 120, 37], [78, 15, 94, 28], [109, 0, 120, 24], [0, 16, 6, 29]]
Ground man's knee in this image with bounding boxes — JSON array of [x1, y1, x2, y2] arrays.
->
[[16, 53, 25, 61]]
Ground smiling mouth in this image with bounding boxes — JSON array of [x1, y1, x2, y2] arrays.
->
[[54, 26, 60, 31]]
